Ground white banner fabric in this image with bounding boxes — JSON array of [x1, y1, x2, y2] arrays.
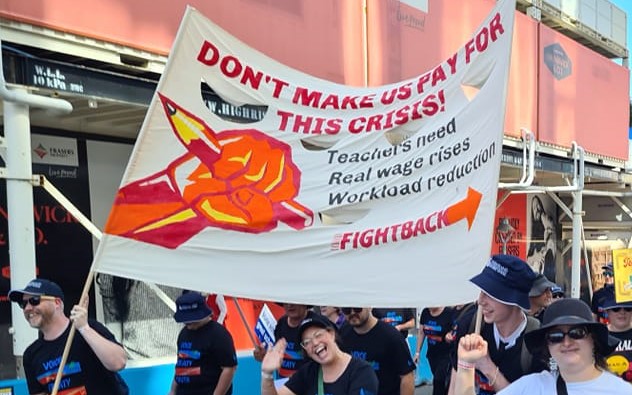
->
[[93, 0, 516, 307]]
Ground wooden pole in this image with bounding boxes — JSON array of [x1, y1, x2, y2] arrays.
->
[[50, 270, 95, 395]]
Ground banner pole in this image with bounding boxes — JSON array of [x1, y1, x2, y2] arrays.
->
[[232, 297, 257, 347], [474, 307, 482, 334], [50, 269, 96, 395]]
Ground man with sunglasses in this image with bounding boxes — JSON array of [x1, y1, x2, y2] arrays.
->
[[603, 291, 632, 383], [339, 307, 416, 395], [9, 278, 129, 395], [591, 262, 615, 324]]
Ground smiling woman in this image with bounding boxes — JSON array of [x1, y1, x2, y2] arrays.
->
[[261, 314, 378, 395], [454, 298, 630, 395]]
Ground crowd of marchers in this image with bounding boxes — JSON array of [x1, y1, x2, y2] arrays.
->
[[7, 255, 632, 395]]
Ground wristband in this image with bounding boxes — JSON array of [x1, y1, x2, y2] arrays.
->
[[261, 371, 274, 380], [488, 366, 500, 386], [457, 360, 475, 370]]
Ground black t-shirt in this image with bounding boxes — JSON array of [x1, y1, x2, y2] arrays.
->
[[174, 320, 237, 395], [608, 327, 632, 383], [340, 320, 416, 395], [285, 357, 378, 395], [274, 310, 315, 378], [23, 320, 129, 395], [419, 307, 453, 361], [372, 308, 415, 337]]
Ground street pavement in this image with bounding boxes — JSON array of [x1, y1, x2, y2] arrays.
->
[[415, 384, 433, 395]]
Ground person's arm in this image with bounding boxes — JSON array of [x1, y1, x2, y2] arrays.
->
[[261, 339, 295, 395], [395, 317, 415, 333], [447, 368, 458, 395], [399, 371, 415, 395], [413, 326, 426, 363], [454, 334, 488, 395], [253, 343, 266, 362], [474, 354, 509, 392], [213, 366, 236, 395], [70, 303, 127, 371], [167, 379, 177, 395]]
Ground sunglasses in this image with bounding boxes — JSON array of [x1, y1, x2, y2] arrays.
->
[[609, 307, 632, 313], [17, 295, 57, 309], [341, 307, 363, 315], [545, 326, 589, 344]]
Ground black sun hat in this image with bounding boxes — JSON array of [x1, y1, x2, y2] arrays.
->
[[524, 298, 620, 355]]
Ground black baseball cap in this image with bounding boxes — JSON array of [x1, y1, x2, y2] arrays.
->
[[298, 314, 336, 340]]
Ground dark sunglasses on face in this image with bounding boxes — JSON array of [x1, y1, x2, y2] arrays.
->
[[341, 307, 363, 315], [610, 307, 632, 313], [545, 326, 589, 344], [17, 295, 56, 309]]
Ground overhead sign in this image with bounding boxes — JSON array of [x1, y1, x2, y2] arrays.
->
[[93, 0, 516, 307], [611, 249, 632, 303]]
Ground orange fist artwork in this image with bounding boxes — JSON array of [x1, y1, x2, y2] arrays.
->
[[104, 94, 314, 249]]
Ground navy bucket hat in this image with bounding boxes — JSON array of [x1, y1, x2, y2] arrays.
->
[[174, 292, 213, 323], [469, 254, 536, 310], [9, 278, 65, 303], [525, 298, 620, 355]]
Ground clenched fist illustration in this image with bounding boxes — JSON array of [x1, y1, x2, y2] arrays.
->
[[104, 94, 313, 249]]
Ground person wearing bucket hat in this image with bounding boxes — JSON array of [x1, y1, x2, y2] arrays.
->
[[602, 290, 632, 383], [447, 255, 544, 395], [453, 298, 630, 394], [168, 292, 237, 395], [253, 303, 315, 379], [528, 274, 556, 323], [261, 314, 378, 395], [8, 278, 129, 395]]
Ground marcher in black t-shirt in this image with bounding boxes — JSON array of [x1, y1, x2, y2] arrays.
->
[[253, 303, 314, 378], [591, 262, 615, 324], [415, 307, 453, 395], [169, 292, 237, 395], [261, 314, 378, 395], [373, 307, 416, 338], [340, 307, 416, 395], [9, 278, 129, 395], [603, 289, 632, 383]]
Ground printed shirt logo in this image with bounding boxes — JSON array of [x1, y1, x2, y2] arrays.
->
[[37, 360, 86, 394], [104, 94, 314, 249], [543, 43, 572, 80], [176, 347, 202, 382]]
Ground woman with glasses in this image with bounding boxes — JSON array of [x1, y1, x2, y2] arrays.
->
[[261, 314, 378, 395], [452, 298, 630, 394], [603, 293, 632, 383]]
